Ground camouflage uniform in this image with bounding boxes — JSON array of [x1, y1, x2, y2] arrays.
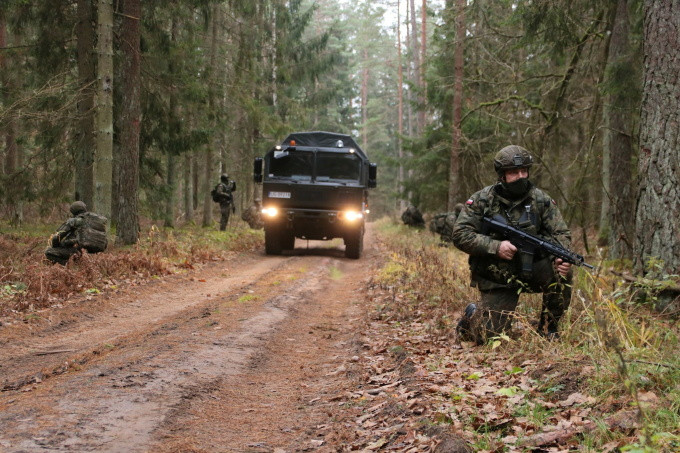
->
[[430, 203, 464, 244], [242, 199, 264, 229], [215, 174, 237, 231], [452, 168, 573, 344], [45, 201, 87, 265], [401, 205, 425, 228]]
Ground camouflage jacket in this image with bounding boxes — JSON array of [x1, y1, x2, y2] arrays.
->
[[241, 205, 264, 229], [215, 180, 236, 204], [429, 212, 459, 243], [53, 216, 85, 248], [451, 182, 571, 290]]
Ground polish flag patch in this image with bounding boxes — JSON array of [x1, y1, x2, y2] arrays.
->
[[466, 199, 474, 205]]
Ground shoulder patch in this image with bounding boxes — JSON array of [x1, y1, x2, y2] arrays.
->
[[551, 199, 557, 205], [466, 199, 474, 205]]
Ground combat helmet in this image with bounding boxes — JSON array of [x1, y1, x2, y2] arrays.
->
[[493, 145, 533, 177], [220, 173, 229, 182], [69, 201, 87, 215]]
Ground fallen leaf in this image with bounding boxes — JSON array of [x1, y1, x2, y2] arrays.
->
[[557, 392, 596, 407]]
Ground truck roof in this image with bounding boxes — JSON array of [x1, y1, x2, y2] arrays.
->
[[280, 131, 367, 160]]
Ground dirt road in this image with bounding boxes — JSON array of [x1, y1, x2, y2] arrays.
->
[[0, 230, 381, 452]]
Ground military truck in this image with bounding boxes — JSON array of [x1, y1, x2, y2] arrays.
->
[[253, 131, 377, 259]]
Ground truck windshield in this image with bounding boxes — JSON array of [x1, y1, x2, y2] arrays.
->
[[268, 151, 313, 180], [315, 152, 361, 181]]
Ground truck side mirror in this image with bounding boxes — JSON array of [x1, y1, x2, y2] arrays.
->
[[368, 163, 377, 188], [253, 157, 263, 183]]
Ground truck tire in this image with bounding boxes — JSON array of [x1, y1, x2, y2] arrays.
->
[[344, 227, 364, 259], [281, 230, 295, 251], [264, 225, 283, 255]]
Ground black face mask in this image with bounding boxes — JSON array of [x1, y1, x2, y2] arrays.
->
[[501, 178, 531, 198]]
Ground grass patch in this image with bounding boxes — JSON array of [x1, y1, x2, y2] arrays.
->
[[238, 294, 258, 303], [329, 266, 343, 280]]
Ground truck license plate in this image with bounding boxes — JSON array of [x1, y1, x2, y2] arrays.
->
[[268, 191, 291, 199]]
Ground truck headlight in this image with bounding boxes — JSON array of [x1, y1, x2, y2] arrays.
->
[[343, 210, 363, 222], [262, 207, 278, 218]]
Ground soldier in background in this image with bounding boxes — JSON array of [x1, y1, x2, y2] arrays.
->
[[452, 145, 573, 344], [242, 198, 264, 229], [45, 201, 107, 265], [429, 203, 464, 245], [401, 205, 425, 228], [212, 173, 237, 231]]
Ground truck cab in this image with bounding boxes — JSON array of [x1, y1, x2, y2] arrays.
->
[[253, 131, 377, 259]]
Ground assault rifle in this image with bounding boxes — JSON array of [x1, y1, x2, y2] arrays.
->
[[482, 214, 594, 274]]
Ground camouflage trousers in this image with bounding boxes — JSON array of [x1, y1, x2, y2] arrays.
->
[[45, 246, 81, 265], [219, 202, 232, 231], [468, 257, 572, 344]]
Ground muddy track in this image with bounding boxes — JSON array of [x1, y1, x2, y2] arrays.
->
[[0, 231, 381, 452]]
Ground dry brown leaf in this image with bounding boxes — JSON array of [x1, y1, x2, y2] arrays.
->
[[557, 392, 596, 407]]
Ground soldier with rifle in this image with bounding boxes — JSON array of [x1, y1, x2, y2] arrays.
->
[[452, 145, 591, 344]]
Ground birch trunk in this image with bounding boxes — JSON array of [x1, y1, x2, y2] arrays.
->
[[94, 0, 113, 222]]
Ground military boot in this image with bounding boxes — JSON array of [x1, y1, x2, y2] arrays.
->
[[456, 303, 477, 342]]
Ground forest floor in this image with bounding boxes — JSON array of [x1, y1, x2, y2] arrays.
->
[[0, 225, 389, 452], [0, 222, 676, 452]]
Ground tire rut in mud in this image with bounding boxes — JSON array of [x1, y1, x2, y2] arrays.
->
[[0, 254, 345, 452]]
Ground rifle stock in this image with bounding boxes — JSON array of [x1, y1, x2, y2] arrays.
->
[[482, 215, 594, 270]]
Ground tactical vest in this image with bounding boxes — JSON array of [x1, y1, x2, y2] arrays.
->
[[469, 184, 553, 288]]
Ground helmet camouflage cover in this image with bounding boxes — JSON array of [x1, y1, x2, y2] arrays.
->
[[69, 201, 87, 215], [493, 145, 533, 175]]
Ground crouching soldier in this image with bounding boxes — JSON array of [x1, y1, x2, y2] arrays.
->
[[401, 205, 425, 228], [429, 203, 464, 245], [242, 198, 264, 229], [45, 201, 108, 265]]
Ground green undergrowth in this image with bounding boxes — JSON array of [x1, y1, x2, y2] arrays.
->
[[371, 218, 680, 451], [0, 221, 263, 314]]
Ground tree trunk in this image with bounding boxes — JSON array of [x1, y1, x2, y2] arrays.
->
[[76, 0, 96, 208], [116, 0, 141, 244], [202, 5, 220, 227], [184, 152, 193, 222], [165, 152, 176, 228], [95, 0, 113, 221], [192, 150, 199, 211], [409, 0, 421, 133], [605, 0, 635, 259], [1, 20, 25, 225], [361, 49, 369, 151], [397, 0, 406, 211], [447, 0, 464, 211], [634, 0, 680, 275], [418, 0, 427, 130], [164, 18, 180, 229]]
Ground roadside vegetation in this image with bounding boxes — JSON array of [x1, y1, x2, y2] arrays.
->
[[0, 221, 263, 317], [342, 219, 679, 452]]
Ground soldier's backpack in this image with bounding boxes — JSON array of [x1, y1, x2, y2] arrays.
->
[[76, 212, 108, 253], [211, 183, 232, 203], [211, 184, 221, 202]]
